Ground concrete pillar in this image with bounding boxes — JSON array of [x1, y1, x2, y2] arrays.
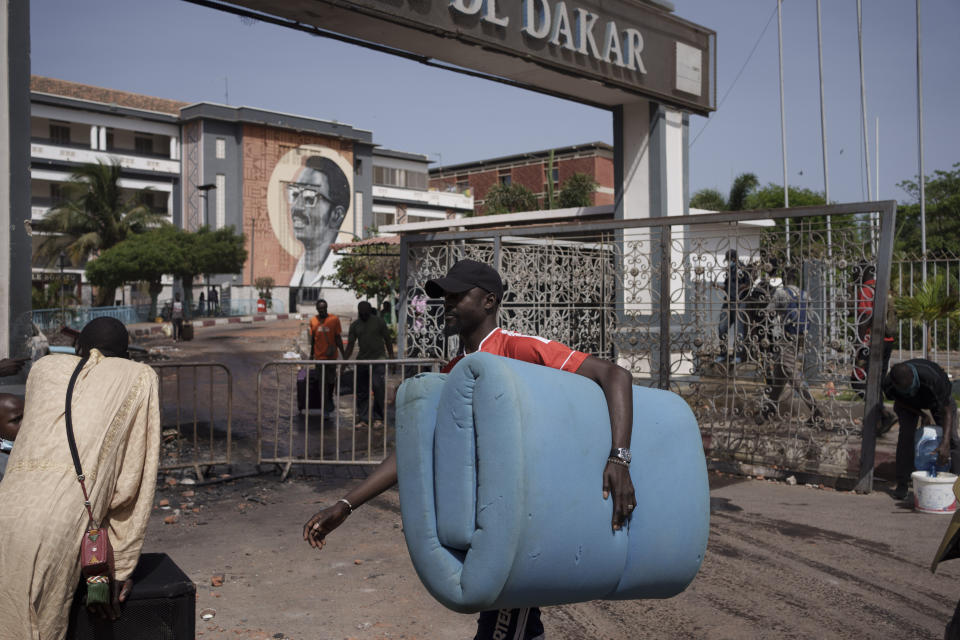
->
[[89, 125, 98, 149], [99, 125, 107, 151], [1, 0, 32, 358]]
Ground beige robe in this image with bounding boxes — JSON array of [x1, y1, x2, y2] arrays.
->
[[0, 350, 160, 640]]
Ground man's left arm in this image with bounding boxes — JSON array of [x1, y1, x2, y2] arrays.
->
[[381, 319, 394, 359], [938, 401, 955, 466], [574, 355, 636, 531]]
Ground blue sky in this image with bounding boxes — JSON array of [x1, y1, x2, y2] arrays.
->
[[30, 0, 960, 207]]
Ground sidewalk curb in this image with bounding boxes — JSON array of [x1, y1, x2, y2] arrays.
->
[[129, 313, 304, 337]]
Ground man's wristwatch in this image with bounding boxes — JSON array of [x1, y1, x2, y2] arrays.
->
[[610, 447, 632, 465]]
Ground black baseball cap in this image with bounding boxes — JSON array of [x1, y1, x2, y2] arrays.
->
[[425, 259, 504, 300]]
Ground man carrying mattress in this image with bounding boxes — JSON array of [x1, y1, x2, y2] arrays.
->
[[303, 259, 636, 640]]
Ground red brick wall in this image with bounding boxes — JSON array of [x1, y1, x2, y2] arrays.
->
[[242, 124, 355, 286]]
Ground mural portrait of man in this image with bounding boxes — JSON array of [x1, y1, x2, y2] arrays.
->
[[287, 156, 351, 287]]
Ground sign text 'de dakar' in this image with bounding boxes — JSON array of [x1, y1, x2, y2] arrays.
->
[[328, 0, 715, 113]]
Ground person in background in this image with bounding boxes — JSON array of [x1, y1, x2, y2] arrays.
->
[[0, 317, 161, 638], [883, 359, 958, 500], [198, 291, 206, 317], [380, 300, 393, 329], [756, 268, 824, 428], [209, 287, 220, 316], [716, 249, 751, 364], [0, 393, 24, 481], [310, 299, 345, 418], [171, 292, 184, 342], [345, 301, 393, 424]]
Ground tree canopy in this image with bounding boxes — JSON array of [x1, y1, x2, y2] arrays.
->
[[331, 243, 400, 305], [35, 160, 167, 264], [895, 162, 960, 258], [689, 173, 759, 211], [35, 160, 168, 305], [84, 225, 247, 317], [557, 173, 598, 208], [482, 183, 539, 215], [85, 225, 186, 318]]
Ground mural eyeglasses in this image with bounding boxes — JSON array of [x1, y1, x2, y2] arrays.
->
[[287, 183, 332, 208]]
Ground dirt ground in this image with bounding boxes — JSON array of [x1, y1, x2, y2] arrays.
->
[[134, 319, 960, 639]]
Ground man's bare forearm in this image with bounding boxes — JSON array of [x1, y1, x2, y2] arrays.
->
[[576, 356, 633, 449], [342, 451, 398, 509]]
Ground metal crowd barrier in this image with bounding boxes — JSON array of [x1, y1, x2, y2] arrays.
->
[[152, 362, 233, 480], [257, 358, 441, 479]]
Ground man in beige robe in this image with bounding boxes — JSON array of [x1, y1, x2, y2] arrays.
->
[[0, 317, 161, 640]]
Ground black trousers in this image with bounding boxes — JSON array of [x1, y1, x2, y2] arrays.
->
[[355, 363, 385, 421], [894, 400, 960, 487], [172, 318, 183, 341], [474, 607, 544, 640], [314, 363, 337, 411]]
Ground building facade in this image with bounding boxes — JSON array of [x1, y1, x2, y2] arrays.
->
[[428, 142, 614, 215], [28, 76, 471, 314]]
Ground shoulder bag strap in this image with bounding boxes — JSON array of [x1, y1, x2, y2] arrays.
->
[[65, 355, 97, 525]]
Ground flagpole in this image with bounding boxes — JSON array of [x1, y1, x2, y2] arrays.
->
[[857, 0, 875, 253], [778, 0, 790, 261]]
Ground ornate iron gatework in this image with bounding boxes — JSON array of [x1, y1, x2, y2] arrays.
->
[[399, 202, 896, 490]]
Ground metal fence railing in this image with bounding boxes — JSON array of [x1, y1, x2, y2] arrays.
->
[[890, 254, 960, 373], [220, 298, 287, 317], [257, 358, 441, 479], [153, 362, 233, 479], [400, 202, 897, 491], [32, 305, 151, 331]]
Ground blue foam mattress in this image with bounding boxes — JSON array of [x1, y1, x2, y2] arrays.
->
[[396, 352, 709, 613]]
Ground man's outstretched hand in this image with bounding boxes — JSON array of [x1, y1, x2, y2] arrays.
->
[[603, 462, 636, 531], [303, 501, 351, 550]]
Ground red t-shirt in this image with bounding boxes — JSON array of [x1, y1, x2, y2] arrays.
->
[[441, 328, 589, 374], [310, 314, 342, 360]]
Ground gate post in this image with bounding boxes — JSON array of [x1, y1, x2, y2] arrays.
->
[[855, 201, 897, 493]]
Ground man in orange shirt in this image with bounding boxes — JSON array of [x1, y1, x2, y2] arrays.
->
[[309, 299, 344, 416]]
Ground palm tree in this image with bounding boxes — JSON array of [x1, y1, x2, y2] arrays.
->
[[35, 160, 167, 305], [690, 173, 759, 212], [894, 275, 960, 359]]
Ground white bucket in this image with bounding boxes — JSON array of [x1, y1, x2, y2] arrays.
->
[[912, 471, 958, 514]]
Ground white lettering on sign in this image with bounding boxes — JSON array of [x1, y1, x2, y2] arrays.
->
[[574, 8, 601, 58], [549, 2, 576, 51], [624, 29, 647, 73], [521, 0, 550, 38], [601, 20, 623, 67], [449, 0, 482, 14], [470, 0, 647, 74], [451, 0, 509, 26]]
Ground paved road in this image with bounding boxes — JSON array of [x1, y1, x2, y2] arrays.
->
[[145, 471, 960, 640], [138, 318, 957, 639]]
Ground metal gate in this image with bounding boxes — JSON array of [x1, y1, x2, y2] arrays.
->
[[399, 202, 896, 490], [153, 362, 233, 479], [256, 358, 441, 478]]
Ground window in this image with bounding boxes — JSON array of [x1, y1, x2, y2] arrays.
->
[[49, 123, 70, 145], [374, 166, 399, 187], [456, 176, 469, 193], [374, 211, 396, 229], [405, 171, 427, 190], [105, 130, 114, 150], [215, 138, 226, 159], [498, 172, 512, 186], [215, 174, 226, 228], [49, 183, 64, 206], [135, 136, 154, 155], [140, 191, 157, 211]]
